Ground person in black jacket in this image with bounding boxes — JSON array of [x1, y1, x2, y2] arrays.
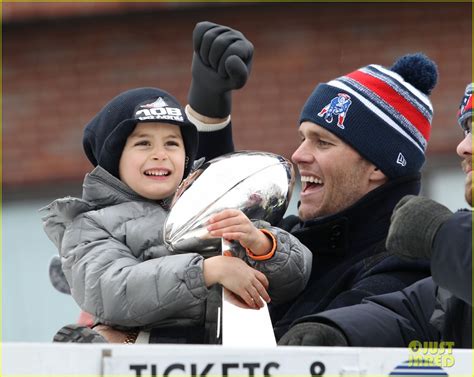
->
[[188, 22, 436, 340], [279, 83, 473, 348]]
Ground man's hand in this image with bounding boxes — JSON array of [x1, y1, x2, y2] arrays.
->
[[278, 322, 348, 346], [188, 21, 253, 118], [386, 195, 453, 260]]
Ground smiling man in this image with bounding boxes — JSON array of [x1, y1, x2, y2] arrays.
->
[[188, 23, 440, 341], [265, 54, 437, 340], [280, 83, 472, 348], [293, 122, 387, 220]]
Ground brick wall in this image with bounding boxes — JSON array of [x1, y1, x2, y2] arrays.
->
[[4, 3, 471, 188], [1, 2, 198, 22]]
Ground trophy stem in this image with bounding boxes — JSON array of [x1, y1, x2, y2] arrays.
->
[[220, 239, 277, 347]]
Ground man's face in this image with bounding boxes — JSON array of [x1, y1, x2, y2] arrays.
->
[[119, 122, 185, 200], [291, 122, 384, 221], [456, 117, 472, 206]]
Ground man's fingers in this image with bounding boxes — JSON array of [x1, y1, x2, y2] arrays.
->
[[195, 23, 251, 81], [219, 38, 253, 71], [197, 25, 230, 66], [220, 39, 253, 70], [208, 30, 241, 71], [224, 56, 250, 89], [192, 21, 219, 53]]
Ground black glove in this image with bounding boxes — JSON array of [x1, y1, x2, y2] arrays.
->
[[386, 195, 453, 260], [278, 322, 348, 346], [188, 21, 253, 118]]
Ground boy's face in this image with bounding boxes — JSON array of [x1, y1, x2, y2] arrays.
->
[[119, 122, 186, 200]]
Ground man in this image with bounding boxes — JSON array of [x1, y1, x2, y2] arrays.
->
[[279, 83, 472, 348], [188, 22, 435, 340]]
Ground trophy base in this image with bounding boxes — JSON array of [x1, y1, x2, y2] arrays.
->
[[220, 239, 277, 347]]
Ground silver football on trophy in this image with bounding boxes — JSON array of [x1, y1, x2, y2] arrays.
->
[[164, 151, 295, 254]]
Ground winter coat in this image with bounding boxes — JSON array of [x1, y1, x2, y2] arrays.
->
[[42, 166, 312, 332], [304, 210, 472, 348], [270, 174, 431, 339]]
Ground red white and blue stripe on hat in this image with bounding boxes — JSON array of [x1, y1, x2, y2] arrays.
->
[[457, 83, 473, 131], [299, 54, 437, 179], [338, 64, 432, 153]]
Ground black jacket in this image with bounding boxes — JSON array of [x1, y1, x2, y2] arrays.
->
[[307, 210, 472, 348], [270, 174, 430, 339], [197, 125, 430, 340]]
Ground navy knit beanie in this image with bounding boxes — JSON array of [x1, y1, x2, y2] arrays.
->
[[457, 83, 473, 132], [83, 87, 198, 179], [300, 53, 438, 179]]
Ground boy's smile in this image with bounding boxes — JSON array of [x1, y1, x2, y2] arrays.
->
[[119, 122, 186, 200]]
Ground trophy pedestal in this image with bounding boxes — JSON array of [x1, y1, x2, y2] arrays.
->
[[220, 239, 276, 347], [221, 298, 276, 347]]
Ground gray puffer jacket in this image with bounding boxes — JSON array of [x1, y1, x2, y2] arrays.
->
[[42, 166, 312, 329]]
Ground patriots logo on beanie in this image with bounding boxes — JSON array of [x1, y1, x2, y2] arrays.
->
[[300, 53, 438, 179], [457, 83, 473, 132], [318, 93, 352, 129]]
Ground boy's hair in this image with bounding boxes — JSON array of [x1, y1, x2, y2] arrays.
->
[[83, 87, 198, 178]]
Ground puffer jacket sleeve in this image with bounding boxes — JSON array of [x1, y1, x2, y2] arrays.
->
[[233, 224, 312, 305], [60, 213, 208, 327]]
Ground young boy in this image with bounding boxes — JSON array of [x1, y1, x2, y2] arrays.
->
[[42, 87, 312, 344]]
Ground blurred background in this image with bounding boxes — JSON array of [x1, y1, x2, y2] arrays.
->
[[3, 2, 471, 342]]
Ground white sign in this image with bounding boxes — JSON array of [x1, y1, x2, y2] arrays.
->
[[3, 343, 472, 376], [103, 346, 358, 376]]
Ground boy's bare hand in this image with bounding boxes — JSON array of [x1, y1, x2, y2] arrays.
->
[[203, 255, 270, 309], [223, 288, 254, 309], [207, 209, 272, 255]]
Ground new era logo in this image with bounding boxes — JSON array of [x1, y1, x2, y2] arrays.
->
[[397, 153, 407, 166]]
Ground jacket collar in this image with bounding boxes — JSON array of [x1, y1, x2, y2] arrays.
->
[[292, 173, 421, 257]]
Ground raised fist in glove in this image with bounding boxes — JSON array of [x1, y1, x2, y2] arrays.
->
[[188, 21, 253, 118], [278, 322, 348, 346], [386, 195, 453, 260]]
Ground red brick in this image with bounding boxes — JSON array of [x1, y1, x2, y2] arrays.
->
[[3, 3, 472, 187]]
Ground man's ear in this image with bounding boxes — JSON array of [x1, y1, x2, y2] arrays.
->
[[369, 166, 388, 185]]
